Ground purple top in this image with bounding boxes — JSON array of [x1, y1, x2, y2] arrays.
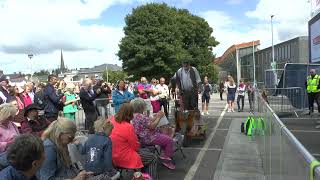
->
[[132, 113, 161, 145]]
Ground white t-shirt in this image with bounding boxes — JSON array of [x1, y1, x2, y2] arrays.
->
[[237, 84, 246, 96], [150, 85, 160, 101]]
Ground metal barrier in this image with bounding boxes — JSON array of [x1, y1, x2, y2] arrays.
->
[[75, 108, 85, 130], [263, 87, 306, 113], [254, 90, 320, 180], [75, 98, 115, 131]]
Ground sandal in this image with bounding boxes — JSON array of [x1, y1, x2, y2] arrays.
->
[[159, 155, 172, 161]]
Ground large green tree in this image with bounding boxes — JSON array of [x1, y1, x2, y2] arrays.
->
[[118, 3, 219, 82], [103, 70, 128, 84]]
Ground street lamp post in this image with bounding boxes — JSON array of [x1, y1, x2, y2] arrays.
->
[[271, 15, 277, 88], [106, 64, 109, 83], [28, 54, 34, 80], [252, 41, 256, 87]]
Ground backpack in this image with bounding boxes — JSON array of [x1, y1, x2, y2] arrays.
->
[[255, 117, 265, 136], [245, 116, 255, 136]]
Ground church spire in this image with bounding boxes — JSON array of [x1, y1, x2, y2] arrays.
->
[[60, 49, 65, 73]]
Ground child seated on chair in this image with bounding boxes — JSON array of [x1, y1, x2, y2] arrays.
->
[[77, 117, 120, 180]]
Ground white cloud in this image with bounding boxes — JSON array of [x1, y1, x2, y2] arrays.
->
[[2, 0, 191, 74], [0, 0, 133, 74], [200, 11, 272, 57], [200, 0, 310, 57], [246, 0, 310, 41]]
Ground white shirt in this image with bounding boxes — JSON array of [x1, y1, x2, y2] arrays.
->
[[0, 91, 6, 103], [237, 84, 246, 96], [150, 85, 160, 101], [156, 84, 169, 99]]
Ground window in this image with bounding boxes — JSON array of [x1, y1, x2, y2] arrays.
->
[[288, 44, 291, 59]]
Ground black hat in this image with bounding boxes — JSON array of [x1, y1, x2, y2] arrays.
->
[[24, 104, 42, 117], [0, 76, 8, 83]]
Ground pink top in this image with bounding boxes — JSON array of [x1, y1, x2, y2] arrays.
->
[[137, 83, 152, 99], [110, 116, 143, 169], [16, 96, 25, 110], [22, 93, 32, 107], [0, 121, 20, 153]]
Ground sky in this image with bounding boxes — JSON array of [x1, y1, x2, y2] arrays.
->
[[0, 0, 314, 74]]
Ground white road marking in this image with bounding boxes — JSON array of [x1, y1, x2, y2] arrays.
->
[[184, 104, 228, 180]]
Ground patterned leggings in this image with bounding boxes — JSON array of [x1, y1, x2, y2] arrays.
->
[[139, 148, 158, 180]]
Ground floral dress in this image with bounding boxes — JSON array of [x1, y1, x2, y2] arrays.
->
[[132, 113, 161, 145]]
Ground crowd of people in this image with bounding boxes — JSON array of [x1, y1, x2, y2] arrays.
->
[[0, 66, 190, 180], [0, 60, 259, 180], [220, 75, 255, 113]]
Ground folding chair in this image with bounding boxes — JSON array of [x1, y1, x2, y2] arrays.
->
[[173, 133, 186, 159]]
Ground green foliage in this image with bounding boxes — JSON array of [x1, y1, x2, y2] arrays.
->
[[103, 70, 128, 83], [198, 63, 219, 84], [118, 3, 219, 81], [33, 70, 50, 76]]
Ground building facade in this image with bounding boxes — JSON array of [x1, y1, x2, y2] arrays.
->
[[214, 41, 260, 83], [240, 36, 309, 86]]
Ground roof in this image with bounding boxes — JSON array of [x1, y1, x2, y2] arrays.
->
[[77, 63, 122, 74], [213, 40, 260, 64]]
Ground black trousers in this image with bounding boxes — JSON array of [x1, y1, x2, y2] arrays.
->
[[237, 95, 245, 110], [158, 98, 168, 117], [84, 110, 98, 134], [220, 91, 223, 100], [308, 92, 320, 113]]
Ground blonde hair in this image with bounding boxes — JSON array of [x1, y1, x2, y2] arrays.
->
[[42, 117, 77, 166], [0, 103, 18, 123], [228, 76, 235, 86], [65, 83, 75, 91], [94, 117, 113, 133]]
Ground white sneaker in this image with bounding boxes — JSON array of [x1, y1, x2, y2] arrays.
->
[[231, 109, 234, 112], [206, 112, 210, 115], [201, 112, 205, 116], [227, 109, 231, 112]]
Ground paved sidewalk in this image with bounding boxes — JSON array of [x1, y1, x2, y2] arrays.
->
[[213, 99, 265, 180]]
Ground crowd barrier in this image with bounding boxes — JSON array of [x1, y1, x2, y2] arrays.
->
[[254, 90, 320, 180], [264, 87, 306, 113], [75, 98, 115, 130]]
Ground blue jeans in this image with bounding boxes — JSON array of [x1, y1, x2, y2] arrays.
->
[[0, 152, 8, 169]]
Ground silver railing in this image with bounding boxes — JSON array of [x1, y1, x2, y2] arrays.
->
[[254, 90, 320, 180], [263, 87, 306, 114]]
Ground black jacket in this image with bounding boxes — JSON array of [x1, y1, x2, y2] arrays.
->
[[43, 84, 63, 116], [80, 88, 97, 112], [34, 90, 45, 110]]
